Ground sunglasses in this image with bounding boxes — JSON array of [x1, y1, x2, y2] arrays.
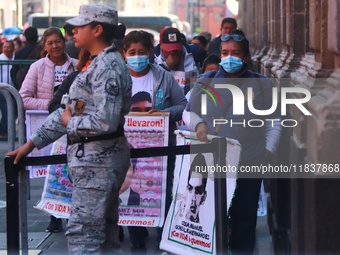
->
[[220, 34, 244, 42]]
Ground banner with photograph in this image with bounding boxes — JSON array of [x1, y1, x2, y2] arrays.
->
[[35, 135, 72, 218], [119, 112, 169, 227], [160, 131, 241, 255], [25, 110, 50, 178], [35, 112, 169, 226]]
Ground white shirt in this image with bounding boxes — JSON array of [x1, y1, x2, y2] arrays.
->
[[119, 188, 131, 206], [0, 53, 15, 85], [131, 69, 154, 99], [54, 62, 69, 88], [180, 91, 191, 130]]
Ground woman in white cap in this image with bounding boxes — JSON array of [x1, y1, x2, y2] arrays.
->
[[7, 4, 132, 255]]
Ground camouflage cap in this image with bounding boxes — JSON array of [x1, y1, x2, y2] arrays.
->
[[66, 4, 118, 26]]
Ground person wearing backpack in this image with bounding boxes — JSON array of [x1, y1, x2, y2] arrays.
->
[[150, 26, 207, 95], [186, 32, 281, 255]]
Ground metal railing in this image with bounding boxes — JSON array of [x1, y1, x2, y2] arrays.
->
[[0, 60, 37, 88], [0, 83, 28, 255], [2, 81, 229, 254], [5, 140, 229, 255]]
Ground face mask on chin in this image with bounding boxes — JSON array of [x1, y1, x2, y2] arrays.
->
[[126, 55, 150, 73], [219, 55, 244, 74]]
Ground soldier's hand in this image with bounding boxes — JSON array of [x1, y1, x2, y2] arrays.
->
[[7, 140, 36, 165], [196, 122, 209, 142], [62, 105, 72, 127]]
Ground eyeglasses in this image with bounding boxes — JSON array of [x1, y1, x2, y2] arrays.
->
[[220, 34, 244, 42]]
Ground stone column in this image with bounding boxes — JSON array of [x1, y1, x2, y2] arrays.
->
[[287, 1, 310, 253], [306, 0, 340, 167], [284, 0, 309, 177], [252, 0, 270, 73], [271, 0, 290, 78], [236, 0, 247, 33], [250, 0, 261, 66], [261, 0, 282, 76], [291, 0, 340, 254], [278, 0, 308, 79], [291, 0, 333, 92], [289, 0, 334, 173]]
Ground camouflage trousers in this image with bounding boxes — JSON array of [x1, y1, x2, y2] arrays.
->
[[65, 163, 129, 255]]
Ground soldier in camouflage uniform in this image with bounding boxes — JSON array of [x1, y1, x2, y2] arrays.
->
[[8, 4, 132, 255]]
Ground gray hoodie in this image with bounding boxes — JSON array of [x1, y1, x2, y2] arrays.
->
[[149, 63, 187, 122], [148, 63, 187, 145]]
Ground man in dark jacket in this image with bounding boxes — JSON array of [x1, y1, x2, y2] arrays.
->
[[150, 27, 207, 95], [64, 23, 80, 59], [10, 27, 41, 90], [208, 17, 237, 56]]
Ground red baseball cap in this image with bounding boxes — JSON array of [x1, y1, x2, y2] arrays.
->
[[160, 27, 183, 52]]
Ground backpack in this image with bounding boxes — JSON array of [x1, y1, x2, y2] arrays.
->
[[14, 45, 41, 90]]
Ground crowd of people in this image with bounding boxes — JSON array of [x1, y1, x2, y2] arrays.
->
[[2, 3, 281, 255]]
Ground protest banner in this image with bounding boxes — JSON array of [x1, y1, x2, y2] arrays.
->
[[25, 110, 50, 178], [119, 112, 169, 227], [35, 112, 169, 227], [35, 135, 72, 218], [160, 131, 241, 255]]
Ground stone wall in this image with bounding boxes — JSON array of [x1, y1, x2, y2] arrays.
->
[[238, 0, 340, 254]]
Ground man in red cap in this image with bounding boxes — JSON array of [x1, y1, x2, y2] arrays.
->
[[159, 27, 184, 69], [149, 26, 207, 255], [150, 26, 206, 95]]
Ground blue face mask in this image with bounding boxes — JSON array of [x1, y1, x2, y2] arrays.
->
[[219, 56, 243, 73], [126, 55, 150, 72]]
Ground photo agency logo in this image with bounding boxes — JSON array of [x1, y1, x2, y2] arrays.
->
[[200, 84, 223, 110], [200, 82, 312, 128]]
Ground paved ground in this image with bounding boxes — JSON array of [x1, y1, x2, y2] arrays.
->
[[0, 139, 274, 254]]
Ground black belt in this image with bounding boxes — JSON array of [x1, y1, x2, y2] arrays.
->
[[68, 125, 125, 158], [68, 125, 125, 145]]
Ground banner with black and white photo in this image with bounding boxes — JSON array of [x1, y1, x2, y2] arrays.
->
[[160, 131, 241, 255]]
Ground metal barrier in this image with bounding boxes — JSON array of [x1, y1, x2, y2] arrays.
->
[[0, 60, 37, 88], [0, 83, 28, 255], [1, 81, 229, 254], [3, 107, 229, 254]]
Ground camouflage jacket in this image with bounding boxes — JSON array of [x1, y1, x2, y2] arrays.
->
[[30, 44, 132, 167]]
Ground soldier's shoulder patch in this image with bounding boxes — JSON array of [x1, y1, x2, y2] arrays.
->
[[105, 78, 119, 96]]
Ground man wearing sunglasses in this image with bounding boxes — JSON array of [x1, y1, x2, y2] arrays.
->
[[208, 17, 238, 56]]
